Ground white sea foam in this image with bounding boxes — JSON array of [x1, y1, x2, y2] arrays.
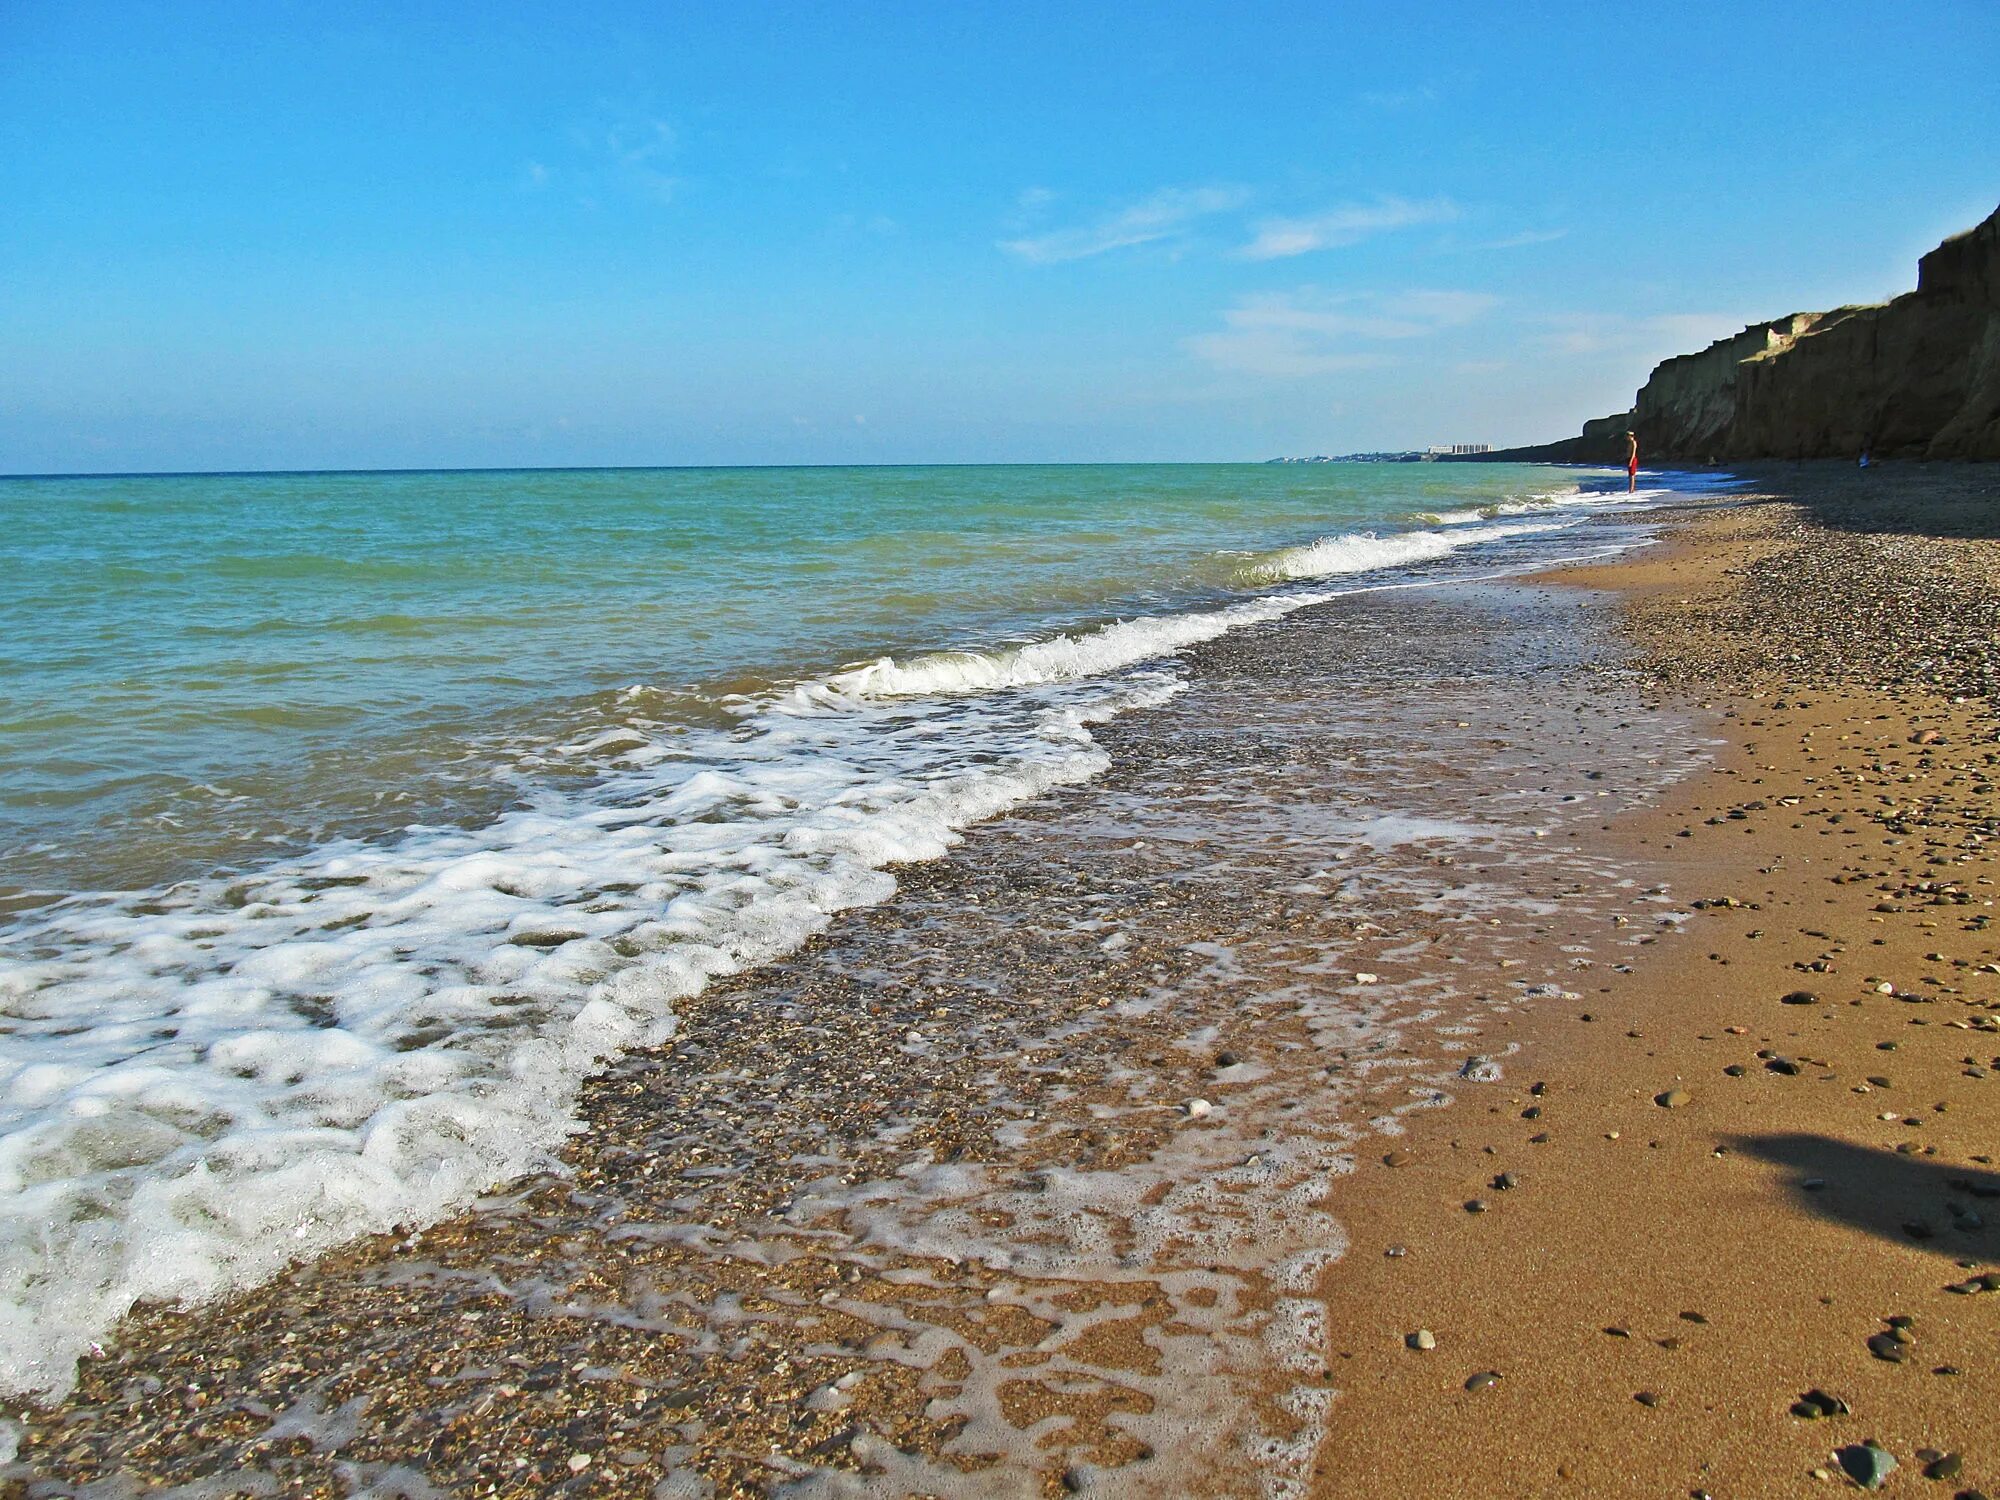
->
[[0, 477, 1699, 1399], [1238, 518, 1568, 584]]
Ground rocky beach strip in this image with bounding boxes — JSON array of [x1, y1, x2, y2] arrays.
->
[[6, 459, 2000, 1498]]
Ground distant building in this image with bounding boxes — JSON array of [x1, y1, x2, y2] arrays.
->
[[1426, 443, 1491, 455]]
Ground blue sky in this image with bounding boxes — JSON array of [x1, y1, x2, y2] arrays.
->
[[3, 1, 1995, 472]]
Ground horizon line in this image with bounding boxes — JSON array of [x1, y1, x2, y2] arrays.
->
[[0, 455, 1484, 481]]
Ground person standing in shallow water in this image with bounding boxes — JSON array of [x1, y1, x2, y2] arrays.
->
[[1625, 430, 1639, 494]]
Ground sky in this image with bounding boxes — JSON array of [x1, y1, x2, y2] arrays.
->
[[2, 1, 1996, 473]]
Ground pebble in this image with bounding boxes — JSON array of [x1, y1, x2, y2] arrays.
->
[[1215, 1050, 1240, 1068], [1492, 1172, 1519, 1191], [1835, 1442, 1896, 1491], [1791, 1388, 1849, 1419], [1464, 1199, 1489, 1214], [1182, 1098, 1212, 1120], [1781, 990, 1821, 1006], [1463, 1370, 1501, 1391], [1767, 1057, 1802, 1075], [1383, 1150, 1412, 1168], [1406, 1329, 1437, 1351], [1633, 1390, 1661, 1407], [1656, 1089, 1693, 1108], [1866, 1331, 1909, 1363], [1925, 1454, 1965, 1481]]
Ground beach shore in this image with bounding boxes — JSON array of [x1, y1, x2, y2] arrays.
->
[[1308, 460, 2000, 1497], [9, 462, 2000, 1499]]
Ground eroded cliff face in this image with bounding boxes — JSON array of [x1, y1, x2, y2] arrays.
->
[[1474, 204, 2000, 464], [1645, 207, 2000, 461]]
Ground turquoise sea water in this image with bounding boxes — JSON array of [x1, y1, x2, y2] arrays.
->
[[2, 462, 1615, 902], [0, 458, 1676, 1397]]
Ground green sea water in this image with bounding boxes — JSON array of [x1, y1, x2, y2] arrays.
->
[[1, 456, 1696, 1400], [0, 461, 1613, 902]]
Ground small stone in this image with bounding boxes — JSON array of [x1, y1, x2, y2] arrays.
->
[[1634, 1390, 1661, 1407], [1382, 1150, 1412, 1168], [1656, 1089, 1693, 1108], [1835, 1442, 1896, 1490], [1215, 1050, 1240, 1068], [1406, 1329, 1437, 1351], [1767, 1057, 1802, 1075], [1464, 1199, 1489, 1214], [1866, 1331, 1908, 1363], [568, 1455, 593, 1474], [1724, 1064, 1748, 1076], [1182, 1099, 1212, 1120], [1781, 990, 1821, 1006], [1492, 1172, 1519, 1191], [1925, 1454, 1965, 1481], [1603, 1325, 1630, 1338], [1867, 1075, 1893, 1089], [1463, 1370, 1501, 1391], [1384, 1244, 1407, 1258], [1790, 1388, 1849, 1419]]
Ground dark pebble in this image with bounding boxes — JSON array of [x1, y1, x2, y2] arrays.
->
[[1464, 1370, 1501, 1391], [1866, 1331, 1908, 1362]]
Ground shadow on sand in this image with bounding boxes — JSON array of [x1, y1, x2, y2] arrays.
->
[[1731, 1132, 2000, 1258], [1723, 459, 2000, 541]]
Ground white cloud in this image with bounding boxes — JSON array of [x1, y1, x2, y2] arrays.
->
[[1188, 288, 1498, 377], [1000, 184, 1250, 264], [1237, 196, 1458, 260], [569, 112, 683, 203], [1359, 84, 1439, 110], [1536, 311, 1742, 358], [1481, 227, 1568, 250]]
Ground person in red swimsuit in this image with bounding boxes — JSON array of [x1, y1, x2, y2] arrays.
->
[[1625, 430, 1639, 494]]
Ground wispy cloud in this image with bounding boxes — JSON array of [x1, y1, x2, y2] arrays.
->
[[1237, 196, 1458, 260], [1188, 288, 1498, 377], [1358, 84, 1439, 110], [1536, 311, 1741, 357], [602, 117, 681, 202], [1481, 227, 1569, 250], [1000, 184, 1250, 264]]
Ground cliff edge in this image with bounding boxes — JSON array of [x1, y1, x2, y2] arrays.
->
[[1468, 203, 2000, 464]]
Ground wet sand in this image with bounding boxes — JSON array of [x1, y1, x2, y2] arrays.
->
[[8, 462, 2000, 1498], [1309, 461, 2000, 1497]]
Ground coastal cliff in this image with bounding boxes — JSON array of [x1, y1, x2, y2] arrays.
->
[[1471, 202, 2000, 464]]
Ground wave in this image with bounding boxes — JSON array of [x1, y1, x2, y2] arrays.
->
[[1235, 518, 1570, 585], [0, 476, 1689, 1399]]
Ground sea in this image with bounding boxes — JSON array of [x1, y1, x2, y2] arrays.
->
[[0, 461, 1719, 1440]]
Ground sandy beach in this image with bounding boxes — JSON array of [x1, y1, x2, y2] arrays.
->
[[10, 461, 2000, 1499], [1310, 461, 2000, 1498]]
